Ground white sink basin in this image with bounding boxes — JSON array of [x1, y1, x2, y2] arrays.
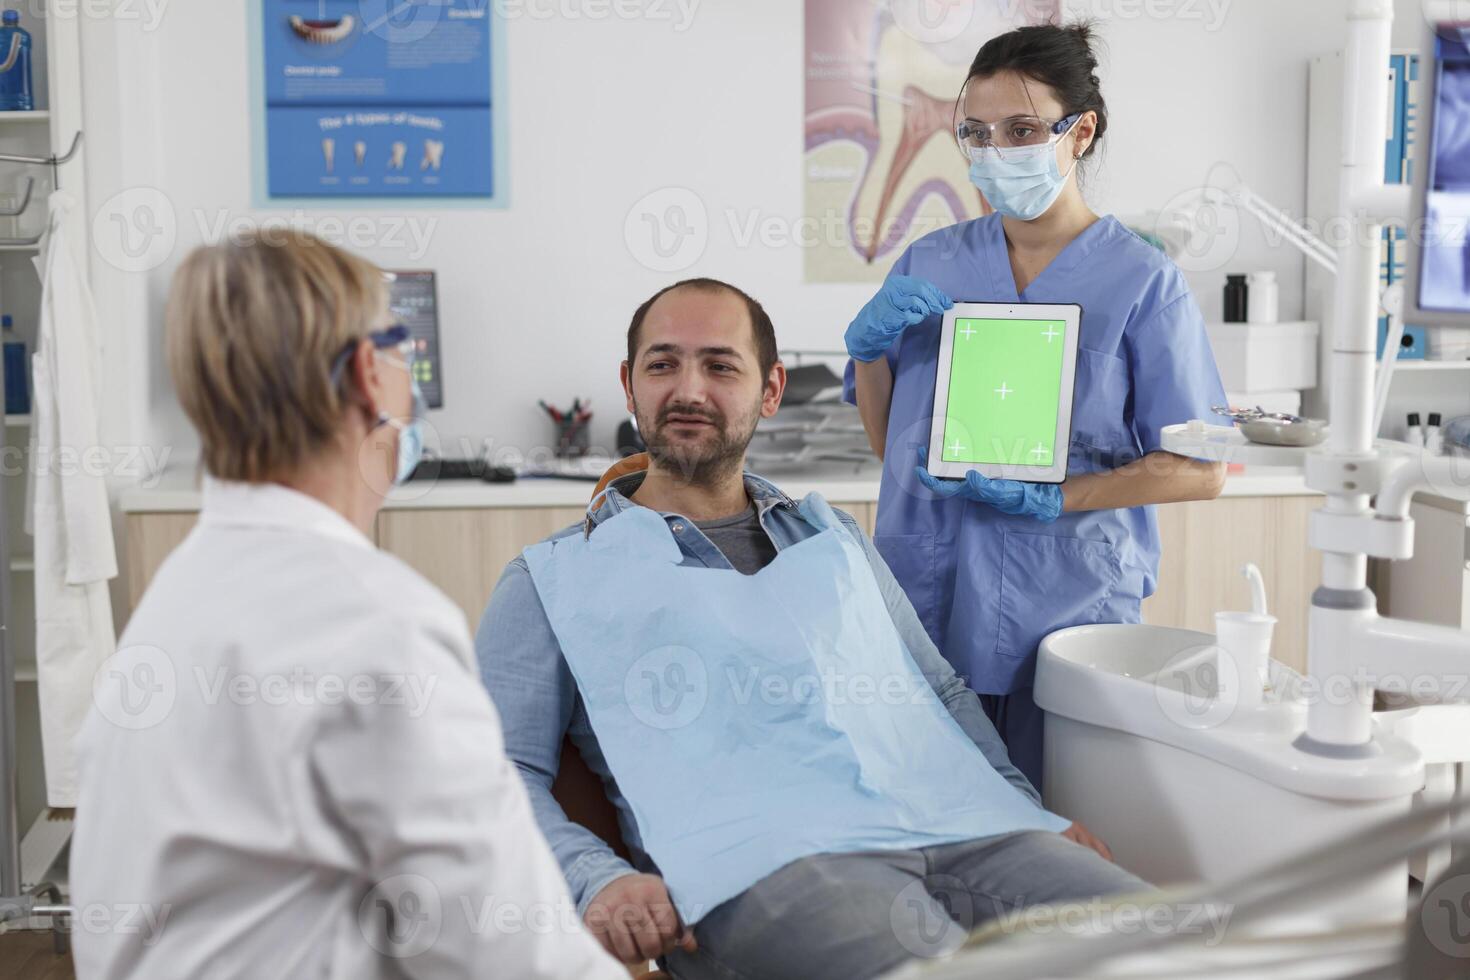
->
[[1033, 623, 1423, 922], [1035, 624, 1421, 798]]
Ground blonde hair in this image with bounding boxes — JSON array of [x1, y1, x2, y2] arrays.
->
[[165, 230, 388, 482]]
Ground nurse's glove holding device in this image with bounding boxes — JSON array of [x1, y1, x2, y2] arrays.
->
[[915, 446, 1064, 522], [844, 274, 953, 362]]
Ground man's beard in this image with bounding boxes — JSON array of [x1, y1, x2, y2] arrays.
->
[[634, 397, 761, 488]]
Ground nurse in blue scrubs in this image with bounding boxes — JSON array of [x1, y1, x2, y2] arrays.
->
[[844, 23, 1229, 788]]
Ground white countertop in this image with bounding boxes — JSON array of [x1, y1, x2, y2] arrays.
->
[[118, 464, 1319, 514]]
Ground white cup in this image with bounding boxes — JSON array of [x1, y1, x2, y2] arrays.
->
[[1214, 611, 1276, 708]]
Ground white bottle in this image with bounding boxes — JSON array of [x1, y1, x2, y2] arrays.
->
[[1406, 413, 1426, 448], [1246, 271, 1279, 324], [1426, 413, 1444, 455]]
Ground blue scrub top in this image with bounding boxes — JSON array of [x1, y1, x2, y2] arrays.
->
[[844, 213, 1228, 695]]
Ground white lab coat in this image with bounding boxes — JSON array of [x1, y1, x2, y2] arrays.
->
[[70, 478, 624, 980], [28, 189, 117, 807]]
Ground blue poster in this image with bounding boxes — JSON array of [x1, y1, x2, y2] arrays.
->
[[262, 0, 495, 199]]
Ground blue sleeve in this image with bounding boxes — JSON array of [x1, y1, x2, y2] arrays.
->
[[842, 248, 915, 406], [475, 559, 638, 915], [840, 516, 1045, 808], [1126, 287, 1230, 455]]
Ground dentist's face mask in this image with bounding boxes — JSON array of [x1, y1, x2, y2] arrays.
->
[[332, 324, 427, 485], [959, 112, 1083, 221]]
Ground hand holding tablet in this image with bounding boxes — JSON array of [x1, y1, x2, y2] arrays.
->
[[926, 301, 1083, 486], [914, 446, 1063, 522]]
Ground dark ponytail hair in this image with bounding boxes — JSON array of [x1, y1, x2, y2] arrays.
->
[[958, 22, 1108, 164]]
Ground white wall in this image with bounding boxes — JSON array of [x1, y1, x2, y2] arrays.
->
[[77, 0, 1395, 469]]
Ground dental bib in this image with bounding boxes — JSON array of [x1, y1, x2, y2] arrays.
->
[[522, 493, 1067, 923]]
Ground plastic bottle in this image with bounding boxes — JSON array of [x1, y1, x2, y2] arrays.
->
[[1426, 413, 1444, 455], [1224, 274, 1248, 323], [1246, 271, 1279, 324], [0, 11, 33, 113], [2, 315, 27, 415]]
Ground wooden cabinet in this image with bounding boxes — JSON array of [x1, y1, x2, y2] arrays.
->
[[122, 495, 1315, 675], [123, 512, 199, 614], [122, 500, 879, 629], [375, 507, 586, 627], [1142, 495, 1322, 675]]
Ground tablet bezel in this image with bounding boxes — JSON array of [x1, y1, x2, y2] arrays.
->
[[927, 301, 1083, 485]]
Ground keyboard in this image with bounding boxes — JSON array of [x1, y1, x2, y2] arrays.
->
[[405, 458, 517, 483]]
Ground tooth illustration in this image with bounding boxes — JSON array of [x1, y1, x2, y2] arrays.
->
[[388, 141, 407, 171], [421, 140, 445, 171], [322, 138, 335, 173], [354, 141, 367, 168], [288, 15, 355, 44], [851, 26, 989, 264]]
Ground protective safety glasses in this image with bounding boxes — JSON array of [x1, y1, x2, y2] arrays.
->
[[329, 324, 415, 388], [955, 111, 1082, 162]]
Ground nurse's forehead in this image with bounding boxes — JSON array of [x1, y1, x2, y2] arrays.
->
[[962, 71, 1063, 119], [639, 288, 754, 356]]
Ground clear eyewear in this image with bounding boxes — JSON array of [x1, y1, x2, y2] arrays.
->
[[956, 112, 1082, 162], [329, 323, 415, 388]]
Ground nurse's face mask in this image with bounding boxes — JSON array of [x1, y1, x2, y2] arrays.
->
[[330, 324, 427, 486], [957, 111, 1083, 221]]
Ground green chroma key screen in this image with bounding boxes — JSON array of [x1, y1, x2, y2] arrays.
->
[[940, 317, 1067, 467]]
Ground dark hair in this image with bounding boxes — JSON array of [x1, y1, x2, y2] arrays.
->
[[626, 278, 780, 379], [959, 22, 1107, 164]]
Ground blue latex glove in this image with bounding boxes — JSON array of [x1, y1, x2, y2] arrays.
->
[[914, 447, 1064, 523], [845, 275, 954, 362]]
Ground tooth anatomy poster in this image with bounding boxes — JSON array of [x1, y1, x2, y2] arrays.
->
[[803, 1, 1056, 282], [261, 1, 497, 200]]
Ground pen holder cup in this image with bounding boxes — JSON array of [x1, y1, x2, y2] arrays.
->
[[554, 418, 591, 459]]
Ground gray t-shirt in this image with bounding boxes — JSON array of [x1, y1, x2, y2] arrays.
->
[[694, 503, 778, 575]]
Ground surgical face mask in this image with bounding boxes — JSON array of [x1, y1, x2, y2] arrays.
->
[[966, 127, 1081, 222], [376, 354, 427, 486]]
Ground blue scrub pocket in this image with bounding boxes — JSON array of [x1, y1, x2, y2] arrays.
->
[[995, 529, 1122, 662], [874, 532, 939, 643]]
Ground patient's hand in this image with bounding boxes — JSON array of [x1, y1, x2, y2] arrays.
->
[[1062, 821, 1114, 862], [583, 873, 698, 965]]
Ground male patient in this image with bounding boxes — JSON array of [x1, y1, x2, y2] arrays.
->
[[477, 278, 1149, 980]]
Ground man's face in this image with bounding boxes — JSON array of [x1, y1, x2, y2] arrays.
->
[[621, 287, 783, 486]]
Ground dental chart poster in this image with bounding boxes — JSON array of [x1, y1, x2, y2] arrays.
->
[[255, 1, 506, 204], [802, 0, 1056, 282]]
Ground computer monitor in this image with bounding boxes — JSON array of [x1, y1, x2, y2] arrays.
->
[[1407, 22, 1470, 324], [386, 270, 444, 409]]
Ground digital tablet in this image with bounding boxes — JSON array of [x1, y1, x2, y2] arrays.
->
[[927, 302, 1082, 485]]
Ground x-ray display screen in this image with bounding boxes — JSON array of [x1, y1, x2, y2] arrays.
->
[[1417, 31, 1470, 317]]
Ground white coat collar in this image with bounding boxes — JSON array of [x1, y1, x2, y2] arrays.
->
[[199, 477, 374, 551]]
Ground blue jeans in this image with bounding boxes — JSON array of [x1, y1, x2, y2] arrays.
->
[[663, 831, 1150, 980], [979, 687, 1046, 790]]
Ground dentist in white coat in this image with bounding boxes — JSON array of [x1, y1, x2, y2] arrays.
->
[[69, 232, 624, 980]]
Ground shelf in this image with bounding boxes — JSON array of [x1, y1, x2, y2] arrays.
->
[[1391, 360, 1470, 372], [13, 662, 35, 682], [1161, 423, 1418, 468], [0, 111, 49, 123], [1163, 423, 1317, 467], [5, 414, 29, 427], [10, 557, 32, 572], [0, 244, 38, 253]]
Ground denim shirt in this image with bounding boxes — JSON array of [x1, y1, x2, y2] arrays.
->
[[475, 470, 1044, 916]]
